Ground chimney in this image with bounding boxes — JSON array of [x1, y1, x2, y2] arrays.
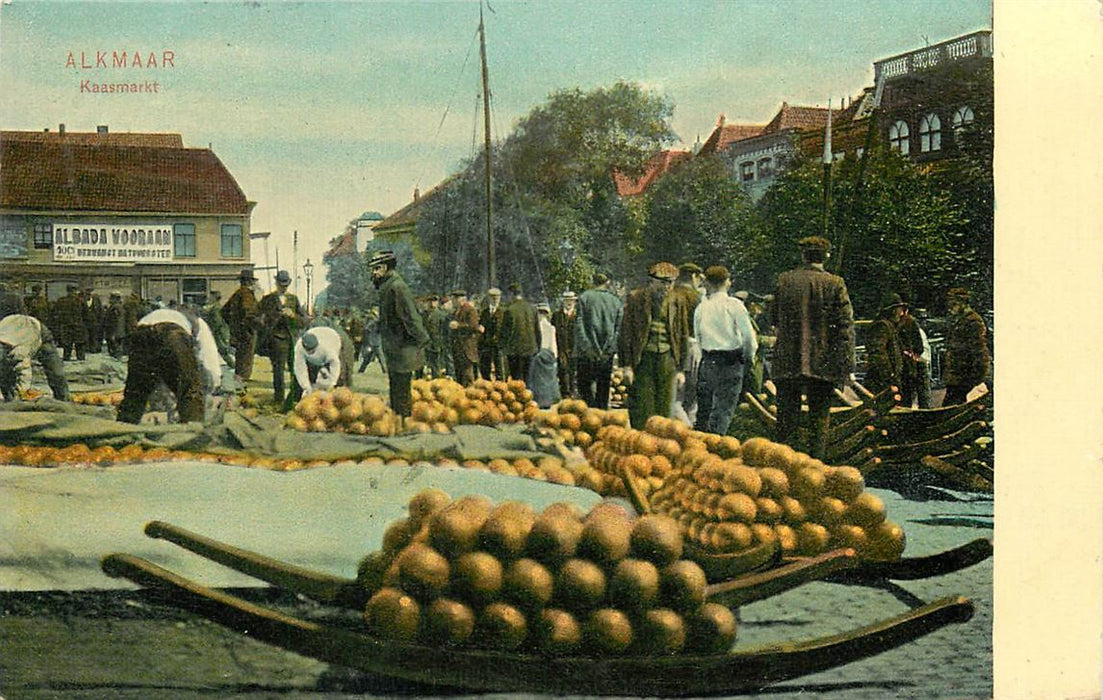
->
[[716, 113, 726, 128], [58, 123, 66, 135], [97, 125, 108, 134], [413, 187, 420, 202]]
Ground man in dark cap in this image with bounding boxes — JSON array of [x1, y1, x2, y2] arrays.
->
[[293, 326, 353, 395], [897, 303, 931, 408], [371, 250, 429, 419], [672, 262, 704, 422], [575, 272, 622, 409], [551, 290, 578, 398], [477, 287, 504, 381], [258, 269, 308, 408], [693, 265, 757, 435], [221, 269, 261, 384], [449, 289, 481, 386], [498, 282, 540, 382], [942, 287, 990, 406], [772, 236, 854, 458], [24, 285, 49, 324], [863, 291, 906, 397], [83, 287, 104, 353], [423, 294, 449, 379], [618, 261, 692, 429], [102, 292, 127, 359], [53, 284, 88, 361]]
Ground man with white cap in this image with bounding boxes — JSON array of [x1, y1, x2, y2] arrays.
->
[[293, 326, 350, 395]]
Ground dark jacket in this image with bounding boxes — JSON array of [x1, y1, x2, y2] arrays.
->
[[53, 292, 88, 344], [24, 294, 50, 325], [258, 291, 307, 343], [499, 298, 540, 357], [863, 317, 903, 393], [426, 307, 450, 352], [551, 307, 577, 360], [575, 287, 622, 361], [102, 300, 127, 340], [478, 303, 504, 350], [771, 263, 854, 386], [377, 270, 430, 373], [221, 286, 259, 344], [944, 306, 990, 388], [618, 283, 692, 369], [450, 301, 481, 363]]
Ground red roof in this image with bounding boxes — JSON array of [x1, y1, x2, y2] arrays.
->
[[761, 102, 844, 134], [1, 138, 249, 214], [698, 118, 766, 156], [2, 129, 183, 148], [325, 230, 357, 259], [613, 150, 691, 197]]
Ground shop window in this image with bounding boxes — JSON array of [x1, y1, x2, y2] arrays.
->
[[889, 120, 910, 155], [174, 223, 196, 258], [221, 223, 243, 258], [740, 161, 755, 182], [919, 113, 942, 152], [33, 223, 53, 249], [182, 278, 208, 306]]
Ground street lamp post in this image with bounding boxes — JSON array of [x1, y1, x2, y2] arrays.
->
[[303, 258, 314, 315], [558, 239, 576, 268]]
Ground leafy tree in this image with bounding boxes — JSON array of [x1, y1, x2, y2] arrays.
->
[[640, 154, 767, 288], [758, 148, 969, 317]]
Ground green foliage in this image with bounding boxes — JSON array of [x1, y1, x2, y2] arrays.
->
[[640, 154, 767, 288], [322, 236, 375, 311]]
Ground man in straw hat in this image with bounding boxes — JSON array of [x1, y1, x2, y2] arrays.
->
[[772, 236, 854, 459], [942, 286, 990, 406], [371, 250, 429, 419], [618, 261, 692, 429], [863, 291, 906, 397], [221, 268, 260, 384]]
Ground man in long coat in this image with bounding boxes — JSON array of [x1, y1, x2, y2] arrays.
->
[[221, 269, 260, 384], [772, 236, 855, 459], [551, 291, 578, 398], [618, 262, 692, 429], [863, 292, 906, 397], [942, 287, 990, 406], [575, 272, 622, 409], [102, 292, 127, 359], [83, 288, 105, 353], [448, 290, 481, 386], [498, 283, 540, 382], [23, 285, 50, 325], [478, 287, 504, 380], [53, 284, 88, 361], [258, 269, 308, 408], [371, 250, 430, 418]]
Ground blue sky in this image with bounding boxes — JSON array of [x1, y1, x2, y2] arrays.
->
[[0, 0, 991, 282]]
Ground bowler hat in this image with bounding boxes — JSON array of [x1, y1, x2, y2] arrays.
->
[[368, 250, 397, 267], [879, 292, 907, 313], [301, 332, 319, 351], [239, 268, 257, 281], [275, 270, 292, 285], [648, 261, 678, 281]]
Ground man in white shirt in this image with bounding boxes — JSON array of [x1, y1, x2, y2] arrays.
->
[[0, 314, 70, 401], [116, 307, 222, 424], [293, 326, 348, 395], [692, 265, 758, 435]]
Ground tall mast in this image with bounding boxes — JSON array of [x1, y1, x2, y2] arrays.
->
[[479, 5, 495, 287]]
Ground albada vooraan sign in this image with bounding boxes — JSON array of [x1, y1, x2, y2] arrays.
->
[[52, 223, 173, 262]]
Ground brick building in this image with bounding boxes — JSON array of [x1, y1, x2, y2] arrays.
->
[[0, 126, 254, 303]]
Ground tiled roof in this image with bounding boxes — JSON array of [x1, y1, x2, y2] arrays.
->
[[0, 138, 249, 214], [698, 118, 766, 155], [324, 230, 357, 259], [373, 176, 459, 235], [761, 102, 844, 134], [2, 130, 183, 148], [613, 150, 691, 197]]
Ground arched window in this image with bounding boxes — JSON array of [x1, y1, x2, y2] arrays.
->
[[919, 113, 941, 152], [952, 106, 975, 132], [756, 157, 774, 179], [889, 120, 910, 155], [740, 161, 755, 182]]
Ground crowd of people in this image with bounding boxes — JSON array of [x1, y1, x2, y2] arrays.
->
[[0, 241, 992, 457]]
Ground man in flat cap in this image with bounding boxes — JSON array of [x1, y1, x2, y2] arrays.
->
[[575, 272, 622, 409], [477, 287, 504, 381], [863, 291, 906, 397], [942, 286, 990, 406], [423, 294, 450, 379], [552, 290, 578, 398], [449, 289, 481, 386], [693, 265, 757, 435], [258, 269, 308, 408], [221, 268, 261, 384], [371, 250, 430, 419], [672, 262, 705, 422], [618, 261, 692, 429], [499, 282, 540, 382], [772, 236, 854, 458], [53, 284, 88, 361], [293, 326, 353, 396]]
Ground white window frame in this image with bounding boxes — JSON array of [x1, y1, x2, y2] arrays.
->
[[919, 113, 942, 153], [173, 223, 196, 258], [952, 106, 975, 132], [889, 120, 910, 155]]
